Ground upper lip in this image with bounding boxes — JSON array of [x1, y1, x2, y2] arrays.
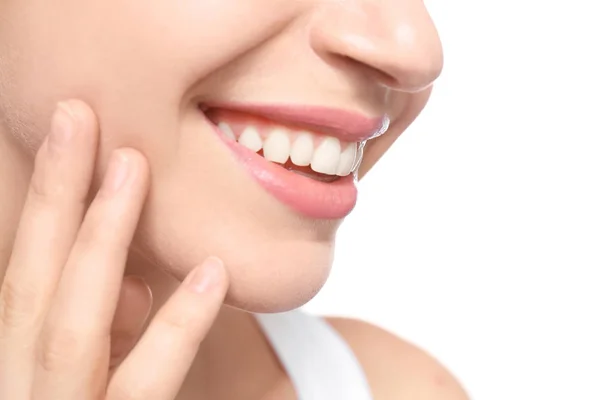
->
[[202, 102, 390, 142]]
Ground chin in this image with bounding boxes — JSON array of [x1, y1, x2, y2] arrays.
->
[[132, 204, 339, 313], [223, 238, 336, 313]]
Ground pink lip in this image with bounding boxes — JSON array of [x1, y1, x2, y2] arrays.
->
[[201, 105, 365, 219], [225, 139, 358, 219], [203, 102, 389, 142]]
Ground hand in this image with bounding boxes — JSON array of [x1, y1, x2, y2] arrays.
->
[[0, 100, 229, 400]]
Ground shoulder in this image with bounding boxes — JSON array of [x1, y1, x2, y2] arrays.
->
[[326, 317, 470, 400]]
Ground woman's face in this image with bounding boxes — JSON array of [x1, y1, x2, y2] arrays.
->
[[0, 0, 442, 311]]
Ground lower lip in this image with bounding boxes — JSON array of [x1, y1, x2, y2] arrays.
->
[[208, 122, 358, 220]]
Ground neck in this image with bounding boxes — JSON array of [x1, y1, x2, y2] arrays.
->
[[0, 129, 283, 400]]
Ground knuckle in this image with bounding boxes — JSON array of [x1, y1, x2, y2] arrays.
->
[[28, 170, 63, 205], [165, 315, 191, 333], [158, 305, 195, 333], [36, 324, 92, 373], [0, 279, 40, 330], [28, 172, 76, 215], [28, 145, 89, 208]]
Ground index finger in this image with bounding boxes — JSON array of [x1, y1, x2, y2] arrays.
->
[[106, 257, 228, 400]]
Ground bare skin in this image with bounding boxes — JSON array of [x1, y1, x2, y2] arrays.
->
[[0, 0, 469, 398], [0, 102, 228, 399], [0, 101, 468, 400]]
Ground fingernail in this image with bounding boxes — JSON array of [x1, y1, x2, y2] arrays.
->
[[100, 152, 131, 196], [48, 102, 76, 150], [110, 333, 134, 363], [185, 257, 223, 294]]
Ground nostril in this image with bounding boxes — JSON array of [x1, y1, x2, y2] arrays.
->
[[339, 55, 400, 88], [329, 54, 400, 89]]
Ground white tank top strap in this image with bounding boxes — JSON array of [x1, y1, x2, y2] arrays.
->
[[254, 309, 373, 400]]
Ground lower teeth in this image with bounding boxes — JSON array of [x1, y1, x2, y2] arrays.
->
[[285, 167, 339, 182]]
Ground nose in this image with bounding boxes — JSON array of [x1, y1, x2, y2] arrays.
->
[[309, 0, 443, 93]]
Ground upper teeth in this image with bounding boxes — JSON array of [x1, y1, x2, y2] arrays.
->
[[290, 132, 313, 167], [237, 126, 262, 152], [263, 128, 291, 164], [219, 122, 360, 177]]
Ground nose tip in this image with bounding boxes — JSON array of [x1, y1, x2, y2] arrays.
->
[[310, 1, 443, 93]]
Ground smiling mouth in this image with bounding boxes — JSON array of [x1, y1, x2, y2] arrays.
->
[[204, 108, 365, 183], [197, 102, 388, 219]]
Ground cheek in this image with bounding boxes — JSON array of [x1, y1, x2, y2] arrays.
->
[[1, 0, 342, 312], [0, 3, 173, 150], [1, 0, 293, 155]]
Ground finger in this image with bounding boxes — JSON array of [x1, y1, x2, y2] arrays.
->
[[107, 257, 228, 400], [109, 276, 153, 369], [0, 100, 98, 399], [1, 101, 98, 330], [33, 149, 149, 399]]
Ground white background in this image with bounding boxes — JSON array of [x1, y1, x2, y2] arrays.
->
[[304, 0, 600, 399]]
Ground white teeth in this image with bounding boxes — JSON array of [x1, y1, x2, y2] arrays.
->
[[336, 143, 357, 176], [218, 122, 236, 140], [290, 132, 314, 167], [220, 120, 362, 177], [238, 126, 262, 152], [311, 137, 341, 175], [263, 128, 291, 164]]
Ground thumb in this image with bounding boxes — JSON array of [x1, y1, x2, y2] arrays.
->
[[109, 276, 153, 369]]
